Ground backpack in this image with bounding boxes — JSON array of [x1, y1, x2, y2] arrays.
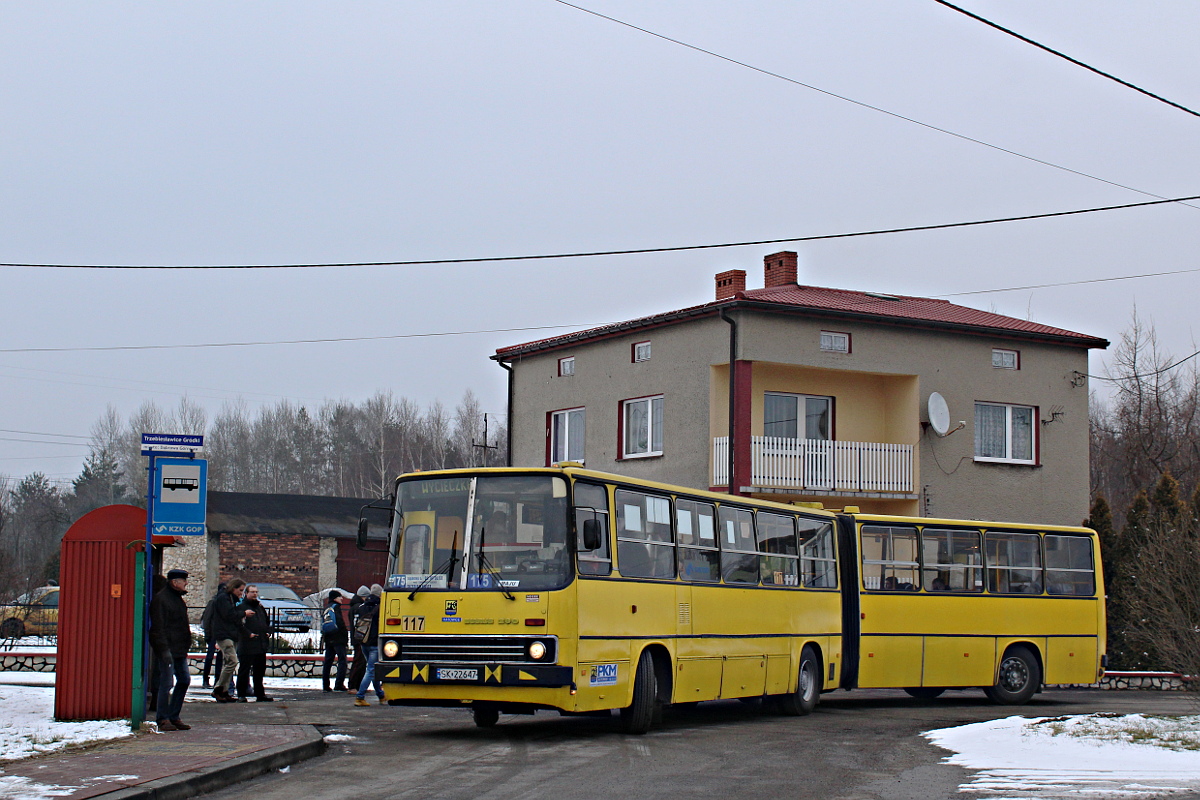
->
[[352, 608, 374, 644], [321, 605, 339, 635], [199, 595, 218, 637]]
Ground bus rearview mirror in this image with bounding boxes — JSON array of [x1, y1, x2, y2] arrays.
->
[[357, 517, 369, 549], [582, 519, 602, 551]]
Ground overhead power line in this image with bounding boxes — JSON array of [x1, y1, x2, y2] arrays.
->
[[934, 0, 1200, 119], [0, 427, 91, 440], [0, 436, 92, 448], [937, 266, 1200, 297], [2, 193, 1197, 272], [1086, 347, 1200, 383], [1, 261, 1196, 356], [0, 323, 613, 353], [550, 0, 1198, 209]]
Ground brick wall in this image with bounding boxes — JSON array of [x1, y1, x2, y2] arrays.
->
[[218, 532, 320, 596]]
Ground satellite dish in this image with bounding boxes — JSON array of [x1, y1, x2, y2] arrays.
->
[[928, 392, 951, 437]]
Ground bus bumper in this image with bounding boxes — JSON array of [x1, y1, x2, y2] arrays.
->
[[377, 661, 575, 688]]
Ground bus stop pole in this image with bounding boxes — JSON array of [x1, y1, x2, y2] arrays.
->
[[130, 551, 146, 731], [136, 451, 158, 731]]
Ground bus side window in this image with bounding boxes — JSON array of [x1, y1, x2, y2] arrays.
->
[[798, 518, 837, 588], [757, 512, 799, 586], [985, 531, 1043, 594], [920, 528, 982, 592], [1045, 534, 1094, 596], [574, 482, 611, 576], [615, 490, 675, 579], [676, 498, 719, 582], [718, 506, 758, 585], [861, 525, 919, 590]]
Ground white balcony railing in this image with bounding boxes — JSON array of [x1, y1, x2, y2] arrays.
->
[[713, 436, 914, 494]]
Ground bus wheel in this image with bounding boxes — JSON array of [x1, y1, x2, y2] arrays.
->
[[985, 645, 1040, 705], [472, 705, 500, 728], [904, 687, 945, 700], [776, 645, 821, 716], [620, 651, 658, 734]]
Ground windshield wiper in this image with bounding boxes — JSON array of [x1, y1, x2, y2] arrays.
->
[[408, 531, 459, 600], [475, 525, 515, 601]]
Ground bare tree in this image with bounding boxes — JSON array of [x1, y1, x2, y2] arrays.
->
[[1091, 313, 1200, 516]]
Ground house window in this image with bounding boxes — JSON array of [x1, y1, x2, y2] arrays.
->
[[550, 408, 585, 465], [558, 357, 575, 377], [622, 395, 663, 458], [633, 341, 651, 362], [974, 402, 1036, 464], [764, 393, 832, 440], [992, 349, 1019, 369], [820, 331, 850, 353]]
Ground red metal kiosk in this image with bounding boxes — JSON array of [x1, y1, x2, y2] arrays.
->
[[54, 505, 176, 722]]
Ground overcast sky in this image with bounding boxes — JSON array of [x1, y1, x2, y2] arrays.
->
[[3, 1, 1198, 486]]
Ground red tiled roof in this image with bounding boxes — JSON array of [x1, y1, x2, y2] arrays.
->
[[494, 283, 1107, 358]]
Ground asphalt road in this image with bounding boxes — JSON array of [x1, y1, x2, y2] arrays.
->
[[191, 688, 1200, 800]]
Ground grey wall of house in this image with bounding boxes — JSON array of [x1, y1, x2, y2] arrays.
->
[[508, 316, 729, 489], [507, 310, 1094, 527]]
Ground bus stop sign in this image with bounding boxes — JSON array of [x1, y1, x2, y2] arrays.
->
[[150, 458, 208, 535]]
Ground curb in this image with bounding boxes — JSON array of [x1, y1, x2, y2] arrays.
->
[[91, 725, 327, 800]]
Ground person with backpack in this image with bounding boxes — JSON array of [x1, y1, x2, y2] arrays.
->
[[345, 585, 370, 692], [320, 589, 351, 693], [353, 584, 384, 707]]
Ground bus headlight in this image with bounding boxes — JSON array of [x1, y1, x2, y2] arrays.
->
[[528, 641, 547, 661], [382, 640, 400, 659]]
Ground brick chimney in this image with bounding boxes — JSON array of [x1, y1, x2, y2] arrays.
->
[[715, 269, 746, 301], [763, 251, 798, 287]]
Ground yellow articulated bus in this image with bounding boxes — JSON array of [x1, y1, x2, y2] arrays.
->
[[357, 466, 1104, 733]]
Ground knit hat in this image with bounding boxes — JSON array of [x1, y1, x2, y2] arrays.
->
[[166, 569, 188, 581], [371, 584, 383, 597], [357, 585, 371, 598]]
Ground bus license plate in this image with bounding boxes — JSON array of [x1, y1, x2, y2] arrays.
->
[[436, 668, 479, 682]]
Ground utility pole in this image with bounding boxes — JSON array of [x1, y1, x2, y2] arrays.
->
[[472, 413, 500, 466]]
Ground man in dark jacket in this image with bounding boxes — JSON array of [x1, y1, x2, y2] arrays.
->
[[235, 584, 275, 702], [210, 578, 252, 702], [149, 569, 193, 730]]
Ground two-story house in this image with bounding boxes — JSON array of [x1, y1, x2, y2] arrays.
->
[[493, 252, 1107, 525]]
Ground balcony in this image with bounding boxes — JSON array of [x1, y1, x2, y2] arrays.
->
[[713, 436, 915, 495]]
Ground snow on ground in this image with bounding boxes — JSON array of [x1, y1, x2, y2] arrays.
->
[[0, 685, 130, 762], [926, 714, 1200, 798]]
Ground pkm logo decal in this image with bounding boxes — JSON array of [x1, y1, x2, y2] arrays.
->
[[445, 599, 458, 616], [588, 663, 618, 687]]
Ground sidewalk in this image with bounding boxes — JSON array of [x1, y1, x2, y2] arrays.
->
[[0, 681, 327, 800]]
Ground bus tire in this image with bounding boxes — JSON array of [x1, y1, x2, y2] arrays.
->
[[776, 645, 821, 716], [620, 651, 658, 734], [472, 705, 500, 728], [985, 645, 1040, 705], [904, 687, 945, 700]]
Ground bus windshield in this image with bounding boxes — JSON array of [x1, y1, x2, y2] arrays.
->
[[390, 474, 571, 592]]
